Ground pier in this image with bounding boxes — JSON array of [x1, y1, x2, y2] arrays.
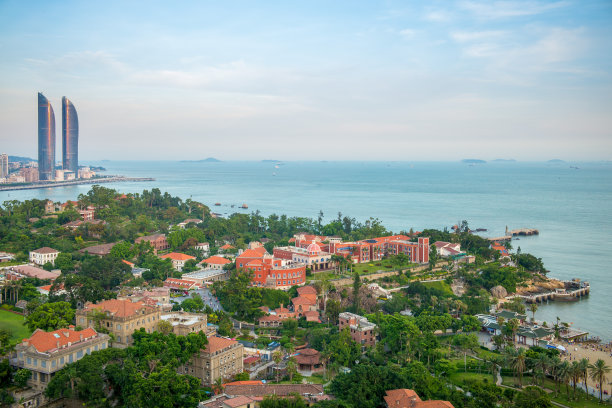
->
[[0, 176, 155, 192], [508, 280, 590, 304], [487, 227, 539, 242]]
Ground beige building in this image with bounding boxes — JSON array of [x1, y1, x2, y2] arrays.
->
[[11, 327, 109, 391], [180, 336, 244, 386], [161, 311, 209, 336], [77, 299, 161, 348], [29, 247, 59, 266]]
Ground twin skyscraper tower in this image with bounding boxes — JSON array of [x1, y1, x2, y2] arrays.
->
[[37, 92, 79, 181]]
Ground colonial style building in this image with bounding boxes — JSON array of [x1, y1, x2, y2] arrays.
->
[[273, 243, 332, 271], [202, 255, 232, 270], [160, 311, 208, 336], [384, 389, 455, 408], [77, 299, 161, 348], [181, 336, 244, 386], [11, 327, 109, 391], [236, 248, 306, 289], [160, 252, 196, 271], [339, 312, 377, 349], [29, 247, 59, 266], [135, 233, 169, 252]]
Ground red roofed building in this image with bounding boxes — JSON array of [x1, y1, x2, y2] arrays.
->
[[384, 389, 455, 408], [180, 336, 244, 386], [163, 277, 199, 291], [29, 247, 59, 266], [220, 244, 236, 252], [329, 235, 430, 264], [12, 327, 109, 391], [203, 255, 232, 270], [237, 248, 306, 289], [77, 299, 160, 348], [160, 252, 196, 271], [135, 233, 169, 252], [291, 296, 318, 317]]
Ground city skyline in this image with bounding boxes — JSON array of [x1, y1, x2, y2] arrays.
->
[[1, 1, 611, 161]]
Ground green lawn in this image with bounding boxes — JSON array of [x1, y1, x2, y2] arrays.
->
[[501, 376, 606, 408], [0, 309, 31, 344], [421, 280, 454, 296], [449, 371, 495, 386]]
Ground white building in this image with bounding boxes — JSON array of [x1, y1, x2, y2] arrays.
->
[[29, 247, 60, 266]]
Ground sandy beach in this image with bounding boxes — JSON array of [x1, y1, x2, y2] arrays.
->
[[561, 341, 612, 397]]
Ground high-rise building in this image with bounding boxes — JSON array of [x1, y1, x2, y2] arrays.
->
[[37, 93, 55, 181], [62, 96, 78, 173], [0, 153, 8, 178]]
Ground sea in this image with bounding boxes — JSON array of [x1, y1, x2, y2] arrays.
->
[[2, 160, 611, 341]]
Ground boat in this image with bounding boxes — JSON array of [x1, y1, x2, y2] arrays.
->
[[214, 202, 221, 206], [241, 203, 248, 209]]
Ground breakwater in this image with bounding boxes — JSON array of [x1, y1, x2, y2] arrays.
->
[[509, 280, 590, 304], [0, 176, 155, 192]]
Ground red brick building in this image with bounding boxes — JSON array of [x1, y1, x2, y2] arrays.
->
[[339, 312, 377, 349], [235, 247, 306, 289], [328, 235, 429, 264], [135, 233, 169, 252]]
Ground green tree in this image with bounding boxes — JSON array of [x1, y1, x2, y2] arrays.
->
[[513, 386, 552, 408], [0, 329, 12, 355], [26, 301, 75, 331], [54, 252, 75, 273], [110, 241, 134, 259], [589, 358, 610, 402], [13, 369, 31, 389], [352, 272, 361, 313], [261, 394, 307, 408], [505, 347, 527, 387]]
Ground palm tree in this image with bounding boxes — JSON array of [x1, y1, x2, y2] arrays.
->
[[505, 347, 527, 387], [549, 356, 562, 396], [528, 303, 538, 324], [212, 377, 224, 395], [492, 334, 505, 351], [532, 354, 549, 386], [578, 358, 589, 397], [569, 361, 582, 400], [272, 351, 283, 383], [589, 359, 611, 403], [556, 361, 571, 398], [506, 318, 520, 344]]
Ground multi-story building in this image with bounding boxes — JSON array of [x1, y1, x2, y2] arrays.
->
[[135, 233, 169, 252], [384, 389, 455, 408], [19, 167, 39, 182], [195, 242, 210, 256], [11, 327, 109, 391], [61, 96, 79, 173], [273, 243, 332, 271], [236, 248, 306, 289], [160, 311, 208, 336], [29, 247, 59, 266], [37, 93, 55, 181], [160, 252, 196, 271], [339, 312, 377, 349], [77, 299, 161, 348], [180, 336, 244, 386], [202, 255, 231, 270], [329, 236, 429, 264], [0, 153, 9, 179]]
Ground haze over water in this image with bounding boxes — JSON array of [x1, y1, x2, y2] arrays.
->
[[2, 160, 611, 340]]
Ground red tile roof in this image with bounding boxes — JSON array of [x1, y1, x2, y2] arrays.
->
[[297, 285, 317, 295], [225, 380, 263, 386], [161, 252, 196, 261], [84, 299, 154, 318], [204, 336, 239, 354], [220, 244, 235, 250], [32, 247, 58, 254], [122, 260, 135, 267], [224, 396, 257, 408], [237, 247, 267, 259], [164, 278, 198, 289], [202, 255, 231, 265], [24, 327, 99, 353], [292, 296, 317, 306]]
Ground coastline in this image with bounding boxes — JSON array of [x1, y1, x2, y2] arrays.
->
[[0, 176, 155, 192]]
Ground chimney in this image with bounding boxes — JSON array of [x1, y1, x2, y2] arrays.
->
[[80, 334, 83, 341], [56, 341, 60, 348]]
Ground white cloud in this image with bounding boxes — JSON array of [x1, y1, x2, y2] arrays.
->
[[424, 10, 452, 22], [399, 29, 415, 39], [459, 1, 570, 19], [451, 30, 507, 43]]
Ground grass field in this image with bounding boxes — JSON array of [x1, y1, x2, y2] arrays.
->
[[421, 280, 454, 296], [501, 376, 606, 407], [0, 309, 31, 344], [449, 371, 495, 386]]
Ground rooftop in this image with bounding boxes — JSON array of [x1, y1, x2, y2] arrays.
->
[[205, 336, 240, 354], [31, 247, 58, 254], [161, 252, 196, 261], [84, 299, 154, 318], [22, 327, 100, 353]]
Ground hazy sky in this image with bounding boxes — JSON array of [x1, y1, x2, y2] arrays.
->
[[1, 1, 611, 161]]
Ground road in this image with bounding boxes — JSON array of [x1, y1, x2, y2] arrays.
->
[[173, 287, 224, 312]]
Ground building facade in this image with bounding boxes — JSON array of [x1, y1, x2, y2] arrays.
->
[[29, 247, 59, 266], [0, 153, 8, 179], [77, 299, 161, 348], [61, 97, 78, 173], [135, 233, 169, 252], [11, 327, 109, 391], [160, 311, 208, 336], [180, 336, 244, 386], [37, 93, 55, 181], [339, 312, 377, 349]]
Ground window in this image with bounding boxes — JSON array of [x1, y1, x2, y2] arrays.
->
[[33, 358, 38, 367], [27, 357, 31, 365], [116, 324, 121, 330], [60, 356, 64, 365], [69, 354, 73, 363], [51, 360, 56, 368], [41, 360, 46, 368], [77, 350, 83, 359], [80, 317, 84, 324]]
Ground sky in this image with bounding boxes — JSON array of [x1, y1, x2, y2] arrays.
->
[[0, 0, 611, 161]]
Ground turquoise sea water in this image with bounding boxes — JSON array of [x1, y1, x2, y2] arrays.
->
[[2, 161, 611, 340]]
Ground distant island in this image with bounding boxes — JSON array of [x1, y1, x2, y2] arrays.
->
[[461, 159, 487, 164], [8, 155, 35, 163], [181, 157, 222, 163]]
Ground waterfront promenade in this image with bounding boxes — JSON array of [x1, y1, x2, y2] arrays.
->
[[0, 176, 155, 192]]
